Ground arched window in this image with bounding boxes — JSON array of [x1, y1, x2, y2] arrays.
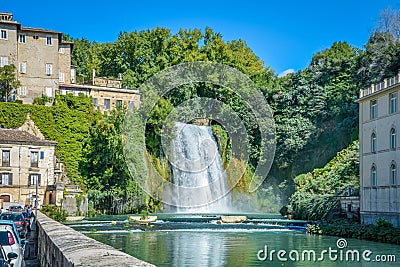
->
[[391, 163, 397, 185], [390, 128, 396, 150], [371, 132, 377, 153], [371, 165, 377, 186]]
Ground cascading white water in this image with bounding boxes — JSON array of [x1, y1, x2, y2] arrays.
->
[[169, 122, 232, 213]]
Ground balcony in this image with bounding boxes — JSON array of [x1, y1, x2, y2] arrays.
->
[[359, 71, 400, 98]]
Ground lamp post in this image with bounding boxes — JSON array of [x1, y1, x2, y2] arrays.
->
[[35, 176, 38, 219]]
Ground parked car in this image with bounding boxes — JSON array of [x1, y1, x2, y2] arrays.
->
[[7, 206, 23, 212], [0, 213, 27, 238], [0, 245, 18, 267], [0, 225, 24, 267]]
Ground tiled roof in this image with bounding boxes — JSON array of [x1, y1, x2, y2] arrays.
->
[[0, 128, 56, 146]]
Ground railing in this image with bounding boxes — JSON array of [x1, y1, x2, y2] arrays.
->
[[335, 187, 360, 197], [359, 71, 400, 98]]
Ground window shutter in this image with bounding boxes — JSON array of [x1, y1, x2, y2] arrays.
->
[[8, 174, 12, 185]]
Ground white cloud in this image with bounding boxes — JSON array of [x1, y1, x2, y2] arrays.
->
[[278, 69, 295, 78]]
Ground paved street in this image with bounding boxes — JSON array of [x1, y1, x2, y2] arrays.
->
[[24, 219, 38, 267]]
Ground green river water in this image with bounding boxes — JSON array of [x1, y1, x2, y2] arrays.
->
[[66, 214, 400, 267]]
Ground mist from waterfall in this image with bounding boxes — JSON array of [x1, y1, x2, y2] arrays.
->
[[168, 122, 232, 213]]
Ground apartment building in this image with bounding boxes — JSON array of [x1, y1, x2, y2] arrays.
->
[[0, 116, 57, 206], [358, 72, 400, 227], [0, 12, 74, 103], [0, 12, 139, 110]]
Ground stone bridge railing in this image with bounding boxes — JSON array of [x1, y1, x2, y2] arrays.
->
[[35, 211, 155, 267]]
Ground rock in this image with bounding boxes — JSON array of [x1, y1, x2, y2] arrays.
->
[[220, 216, 247, 223], [65, 216, 85, 222], [129, 216, 157, 224]]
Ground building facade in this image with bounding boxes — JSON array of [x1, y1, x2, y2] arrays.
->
[[0, 12, 140, 110], [358, 72, 400, 227], [0, 117, 57, 207], [0, 12, 74, 103], [59, 78, 140, 112]]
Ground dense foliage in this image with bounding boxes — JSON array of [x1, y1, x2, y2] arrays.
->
[[0, 64, 20, 102], [81, 107, 160, 213], [288, 141, 359, 220], [0, 94, 93, 184], [308, 219, 400, 245]]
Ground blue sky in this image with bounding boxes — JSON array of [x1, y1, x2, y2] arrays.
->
[[1, 0, 399, 75]]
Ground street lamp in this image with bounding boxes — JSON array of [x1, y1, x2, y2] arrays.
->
[[35, 175, 38, 219]]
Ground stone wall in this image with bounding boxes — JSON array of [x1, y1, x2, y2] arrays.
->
[[36, 211, 155, 267]]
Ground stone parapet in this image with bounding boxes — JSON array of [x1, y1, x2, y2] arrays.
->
[[36, 211, 155, 267]]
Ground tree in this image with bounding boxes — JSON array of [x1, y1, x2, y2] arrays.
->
[[0, 65, 20, 102]]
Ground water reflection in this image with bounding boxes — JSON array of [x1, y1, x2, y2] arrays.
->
[[87, 230, 400, 267]]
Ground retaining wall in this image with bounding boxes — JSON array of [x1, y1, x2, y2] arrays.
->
[[36, 211, 155, 267]]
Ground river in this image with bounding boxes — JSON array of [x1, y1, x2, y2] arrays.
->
[[67, 214, 400, 267]]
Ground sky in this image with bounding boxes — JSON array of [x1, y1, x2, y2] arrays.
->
[[1, 0, 399, 75]]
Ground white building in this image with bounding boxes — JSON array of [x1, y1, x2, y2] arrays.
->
[[358, 72, 400, 227]]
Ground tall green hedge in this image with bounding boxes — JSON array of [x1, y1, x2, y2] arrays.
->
[[0, 94, 94, 186]]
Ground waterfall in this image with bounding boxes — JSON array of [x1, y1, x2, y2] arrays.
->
[[168, 122, 232, 213]]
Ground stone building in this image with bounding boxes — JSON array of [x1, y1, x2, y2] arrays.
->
[[59, 76, 140, 112], [0, 116, 57, 206], [0, 12, 140, 110], [0, 115, 87, 214], [0, 12, 74, 103], [358, 72, 400, 227]]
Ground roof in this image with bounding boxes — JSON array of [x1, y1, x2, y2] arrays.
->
[[59, 83, 140, 95], [0, 128, 56, 146], [20, 26, 61, 35]]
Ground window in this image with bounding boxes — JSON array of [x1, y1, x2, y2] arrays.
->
[[46, 37, 52, 46], [116, 99, 122, 108], [0, 57, 8, 67], [104, 99, 110, 110], [30, 151, 38, 168], [128, 101, 135, 109], [20, 62, 26, 74], [0, 30, 7, 39], [93, 98, 98, 106], [371, 165, 377, 186], [20, 86, 27, 97], [70, 68, 76, 83], [390, 93, 397, 113], [391, 128, 396, 150], [1, 151, 10, 167], [33, 35, 39, 40], [29, 174, 41, 186], [391, 163, 397, 185], [371, 132, 377, 153], [371, 99, 377, 119], [45, 87, 53, 98], [0, 173, 12, 185], [45, 64, 52, 75], [19, 34, 25, 43], [58, 72, 65, 83]]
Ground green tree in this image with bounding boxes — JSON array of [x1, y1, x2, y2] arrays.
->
[[0, 65, 20, 102]]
